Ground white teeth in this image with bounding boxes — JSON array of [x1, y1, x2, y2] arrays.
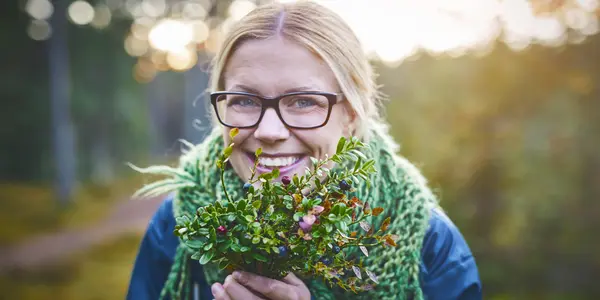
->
[[258, 156, 299, 167]]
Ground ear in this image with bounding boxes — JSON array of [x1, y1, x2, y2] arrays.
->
[[342, 104, 358, 136]]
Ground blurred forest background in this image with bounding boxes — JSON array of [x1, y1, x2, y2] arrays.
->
[[1, 0, 599, 299]]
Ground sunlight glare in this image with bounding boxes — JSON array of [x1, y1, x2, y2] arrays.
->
[[148, 19, 193, 52]]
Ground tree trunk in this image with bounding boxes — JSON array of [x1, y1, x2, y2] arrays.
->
[[49, 0, 76, 205]]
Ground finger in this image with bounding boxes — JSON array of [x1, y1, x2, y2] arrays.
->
[[211, 282, 231, 300], [282, 273, 311, 299], [281, 272, 304, 287], [224, 274, 265, 300], [233, 271, 293, 300]]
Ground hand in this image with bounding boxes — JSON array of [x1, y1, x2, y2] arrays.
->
[[211, 271, 311, 300]]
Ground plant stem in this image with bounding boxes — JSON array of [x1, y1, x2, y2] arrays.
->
[[220, 164, 231, 202], [352, 242, 380, 247], [348, 215, 369, 226], [249, 155, 259, 182]]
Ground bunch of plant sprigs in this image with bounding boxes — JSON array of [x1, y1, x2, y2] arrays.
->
[[174, 128, 399, 293]]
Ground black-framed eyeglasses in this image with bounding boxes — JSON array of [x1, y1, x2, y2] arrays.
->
[[210, 91, 343, 129]]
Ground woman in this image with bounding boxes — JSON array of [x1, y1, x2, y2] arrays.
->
[[127, 1, 482, 300]]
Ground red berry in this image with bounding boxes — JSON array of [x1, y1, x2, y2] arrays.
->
[[217, 225, 227, 234], [282, 176, 291, 185]]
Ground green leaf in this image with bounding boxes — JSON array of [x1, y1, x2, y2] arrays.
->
[[293, 212, 305, 222], [218, 259, 230, 270], [191, 252, 202, 260], [230, 243, 241, 252], [271, 168, 280, 179], [245, 215, 255, 223], [312, 231, 321, 238], [227, 202, 236, 213], [240, 246, 250, 252], [237, 199, 247, 211], [203, 243, 213, 251], [210, 227, 216, 241], [224, 145, 234, 158], [301, 197, 309, 206], [336, 137, 346, 154], [351, 149, 367, 160], [346, 151, 357, 161], [252, 200, 261, 210], [339, 221, 349, 232], [310, 157, 318, 169], [127, 164, 195, 185], [219, 240, 232, 252], [226, 213, 236, 222], [184, 239, 204, 250], [214, 200, 223, 211], [252, 236, 261, 244], [199, 249, 215, 265], [229, 128, 239, 138], [252, 253, 268, 262], [259, 172, 272, 180], [325, 223, 333, 233], [176, 215, 191, 225], [255, 147, 262, 157]]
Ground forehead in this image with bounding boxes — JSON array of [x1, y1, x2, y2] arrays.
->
[[223, 37, 338, 96]]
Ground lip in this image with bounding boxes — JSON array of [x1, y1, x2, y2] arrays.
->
[[248, 151, 304, 158], [245, 151, 306, 176]]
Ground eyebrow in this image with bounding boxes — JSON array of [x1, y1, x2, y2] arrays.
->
[[230, 84, 321, 95]]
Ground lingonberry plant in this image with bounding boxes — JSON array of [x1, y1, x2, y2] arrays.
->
[[174, 128, 399, 293]]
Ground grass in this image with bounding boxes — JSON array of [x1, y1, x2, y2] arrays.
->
[[0, 175, 150, 246], [0, 233, 143, 300]]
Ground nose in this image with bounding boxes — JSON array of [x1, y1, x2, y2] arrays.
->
[[253, 108, 290, 143]]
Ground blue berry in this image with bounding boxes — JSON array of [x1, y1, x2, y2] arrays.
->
[[278, 246, 288, 257], [339, 180, 351, 191], [243, 182, 252, 192], [321, 257, 332, 266], [332, 245, 341, 254]]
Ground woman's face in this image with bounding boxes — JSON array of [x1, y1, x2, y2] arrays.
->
[[221, 37, 355, 184]]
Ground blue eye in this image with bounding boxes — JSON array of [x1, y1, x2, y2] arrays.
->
[[292, 97, 316, 108], [229, 97, 260, 107]]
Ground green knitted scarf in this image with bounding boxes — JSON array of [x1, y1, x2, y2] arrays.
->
[[133, 128, 438, 300]]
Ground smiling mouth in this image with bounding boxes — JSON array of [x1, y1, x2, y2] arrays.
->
[[245, 152, 306, 174]]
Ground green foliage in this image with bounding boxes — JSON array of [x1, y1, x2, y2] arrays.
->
[[176, 129, 396, 293]]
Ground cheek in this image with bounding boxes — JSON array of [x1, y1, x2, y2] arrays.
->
[[295, 127, 343, 156], [223, 128, 253, 145]]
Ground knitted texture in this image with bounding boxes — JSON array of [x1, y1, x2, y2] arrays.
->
[[134, 128, 438, 300]]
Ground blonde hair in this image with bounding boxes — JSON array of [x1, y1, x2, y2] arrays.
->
[[208, 1, 398, 151]]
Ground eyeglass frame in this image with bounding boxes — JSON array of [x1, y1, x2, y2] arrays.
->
[[209, 91, 344, 129]]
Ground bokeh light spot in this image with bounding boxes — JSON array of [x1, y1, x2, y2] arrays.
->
[[68, 1, 95, 25]]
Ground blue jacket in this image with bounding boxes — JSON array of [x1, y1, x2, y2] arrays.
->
[[127, 196, 482, 300]]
